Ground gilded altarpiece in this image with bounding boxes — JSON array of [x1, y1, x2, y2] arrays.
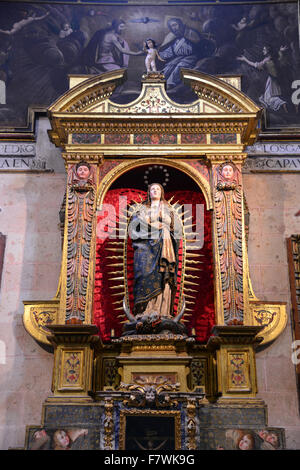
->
[[23, 70, 287, 451]]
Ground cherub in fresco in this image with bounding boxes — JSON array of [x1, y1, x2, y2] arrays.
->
[[30, 429, 51, 450], [52, 428, 88, 450], [225, 429, 255, 450], [258, 430, 280, 450], [231, 16, 256, 32], [59, 22, 73, 39], [0, 11, 49, 36], [143, 39, 165, 74], [231, 17, 247, 32]]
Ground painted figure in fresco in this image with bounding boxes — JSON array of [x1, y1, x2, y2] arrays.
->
[[30, 429, 51, 450], [225, 429, 255, 450], [129, 183, 181, 318], [0, 11, 49, 36], [143, 39, 165, 74], [237, 45, 288, 113], [59, 22, 73, 39], [158, 18, 202, 89], [83, 19, 142, 73], [258, 430, 280, 450]]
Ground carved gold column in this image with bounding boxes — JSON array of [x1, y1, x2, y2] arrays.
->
[[207, 154, 249, 326], [47, 153, 103, 400], [59, 153, 103, 325], [207, 154, 262, 401]]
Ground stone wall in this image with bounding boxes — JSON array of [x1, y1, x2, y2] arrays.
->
[[0, 118, 65, 449], [244, 172, 300, 449]]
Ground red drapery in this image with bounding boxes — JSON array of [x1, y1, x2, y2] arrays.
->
[[93, 188, 215, 343]]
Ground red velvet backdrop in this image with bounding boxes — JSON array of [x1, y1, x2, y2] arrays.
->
[[93, 188, 215, 343]]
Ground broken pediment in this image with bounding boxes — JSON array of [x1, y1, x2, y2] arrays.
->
[[47, 69, 261, 149]]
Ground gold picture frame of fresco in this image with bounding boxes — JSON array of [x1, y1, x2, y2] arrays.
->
[[119, 409, 181, 450]]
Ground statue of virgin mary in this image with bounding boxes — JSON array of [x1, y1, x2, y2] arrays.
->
[[129, 183, 181, 319]]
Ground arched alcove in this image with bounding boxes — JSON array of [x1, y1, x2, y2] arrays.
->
[[94, 160, 215, 342]]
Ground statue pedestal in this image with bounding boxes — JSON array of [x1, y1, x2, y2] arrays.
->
[[207, 325, 264, 402], [46, 324, 100, 402], [114, 334, 195, 392]]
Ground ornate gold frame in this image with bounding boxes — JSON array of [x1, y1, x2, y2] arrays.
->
[[119, 409, 181, 450]]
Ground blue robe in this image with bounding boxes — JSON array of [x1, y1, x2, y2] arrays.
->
[[130, 205, 180, 316]]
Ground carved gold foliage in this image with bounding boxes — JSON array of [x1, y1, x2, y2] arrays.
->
[[250, 302, 287, 346], [23, 301, 59, 346], [103, 398, 114, 450], [31, 308, 56, 331], [227, 351, 250, 391], [186, 399, 197, 450], [61, 351, 82, 387], [66, 84, 116, 113], [119, 381, 180, 408], [192, 84, 242, 113]]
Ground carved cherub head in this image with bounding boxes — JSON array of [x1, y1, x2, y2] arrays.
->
[[144, 385, 157, 403]]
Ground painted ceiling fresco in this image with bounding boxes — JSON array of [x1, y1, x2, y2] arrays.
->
[[0, 1, 299, 131]]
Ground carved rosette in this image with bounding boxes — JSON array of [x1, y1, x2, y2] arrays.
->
[[209, 156, 246, 325]]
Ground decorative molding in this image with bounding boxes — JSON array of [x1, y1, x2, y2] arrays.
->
[[119, 381, 180, 408], [23, 300, 59, 346], [103, 398, 115, 450], [243, 156, 300, 173], [248, 299, 287, 348], [186, 399, 197, 450]]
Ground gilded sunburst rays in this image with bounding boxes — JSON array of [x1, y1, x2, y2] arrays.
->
[[104, 196, 204, 326]]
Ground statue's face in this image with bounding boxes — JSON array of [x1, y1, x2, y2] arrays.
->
[[76, 165, 90, 180], [221, 165, 234, 181], [149, 184, 161, 201]]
